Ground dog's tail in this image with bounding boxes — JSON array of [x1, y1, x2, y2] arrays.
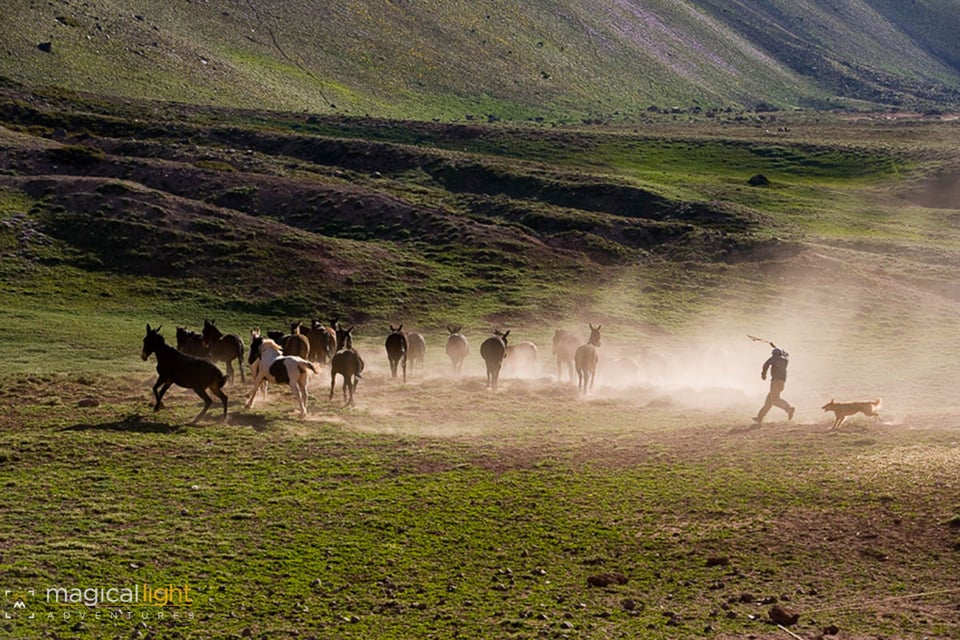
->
[[874, 398, 882, 409]]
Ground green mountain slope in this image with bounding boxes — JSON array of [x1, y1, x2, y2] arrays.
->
[[2, 0, 960, 122]]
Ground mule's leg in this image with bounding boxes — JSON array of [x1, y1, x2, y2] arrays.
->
[[286, 379, 306, 416], [237, 356, 246, 382], [153, 381, 173, 411], [298, 377, 309, 416], [191, 388, 213, 424], [245, 372, 267, 408], [207, 380, 228, 420], [225, 360, 235, 385], [330, 372, 338, 401], [402, 355, 407, 383]]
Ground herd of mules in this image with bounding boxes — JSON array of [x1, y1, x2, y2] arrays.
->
[[141, 319, 603, 422]]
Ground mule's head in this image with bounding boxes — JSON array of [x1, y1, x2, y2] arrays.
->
[[587, 323, 602, 347], [336, 325, 354, 351], [142, 324, 164, 360], [201, 319, 223, 346]]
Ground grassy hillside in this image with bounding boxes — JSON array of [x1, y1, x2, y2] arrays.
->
[[4, 81, 960, 408], [2, 0, 960, 123]]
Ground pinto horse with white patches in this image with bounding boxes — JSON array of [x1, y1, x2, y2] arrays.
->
[[246, 333, 319, 417]]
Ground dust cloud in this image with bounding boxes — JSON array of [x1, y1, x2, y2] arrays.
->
[[301, 246, 960, 431]]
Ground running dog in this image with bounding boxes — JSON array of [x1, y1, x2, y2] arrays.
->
[[821, 398, 882, 430]]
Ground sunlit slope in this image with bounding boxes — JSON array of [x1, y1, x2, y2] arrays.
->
[[2, 0, 960, 121]]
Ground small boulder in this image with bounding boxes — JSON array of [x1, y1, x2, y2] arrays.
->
[[748, 173, 770, 186], [587, 572, 628, 588], [768, 604, 799, 626], [37, 42, 53, 53]]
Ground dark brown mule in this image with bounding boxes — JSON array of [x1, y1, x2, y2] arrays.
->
[[407, 332, 426, 375], [445, 326, 469, 376], [330, 324, 363, 405], [266, 323, 310, 360], [201, 319, 246, 383], [480, 329, 509, 390], [287, 321, 311, 360], [306, 319, 337, 364], [575, 324, 602, 394], [552, 328, 580, 383], [385, 324, 408, 381], [141, 324, 228, 423], [176, 326, 209, 358]]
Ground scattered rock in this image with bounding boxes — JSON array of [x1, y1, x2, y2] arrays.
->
[[823, 624, 840, 635], [768, 604, 799, 626], [738, 592, 755, 603], [748, 173, 770, 186], [587, 572, 628, 588], [77, 397, 100, 407], [705, 556, 729, 567], [37, 42, 53, 53]]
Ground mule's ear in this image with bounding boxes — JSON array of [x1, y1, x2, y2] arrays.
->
[[597, 324, 602, 330], [146, 323, 151, 332], [398, 324, 403, 332], [503, 330, 510, 338], [156, 325, 162, 333]]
